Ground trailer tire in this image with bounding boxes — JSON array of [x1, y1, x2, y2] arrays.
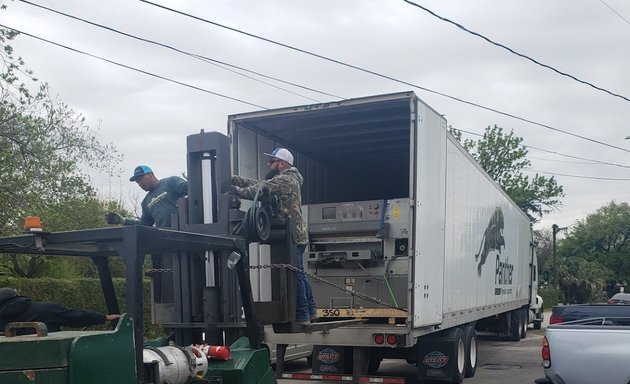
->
[[463, 325, 477, 378], [450, 327, 465, 383], [520, 308, 528, 339], [533, 321, 542, 330], [417, 328, 465, 384], [509, 310, 521, 341]]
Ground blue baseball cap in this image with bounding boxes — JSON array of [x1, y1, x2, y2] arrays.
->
[[129, 165, 153, 182]]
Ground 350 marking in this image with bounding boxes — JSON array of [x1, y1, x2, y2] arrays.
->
[[322, 309, 341, 316]]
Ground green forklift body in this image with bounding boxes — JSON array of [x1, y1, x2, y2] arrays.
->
[[0, 314, 137, 384], [206, 336, 277, 384]]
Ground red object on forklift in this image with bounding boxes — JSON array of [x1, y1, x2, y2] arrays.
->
[[199, 345, 231, 361]]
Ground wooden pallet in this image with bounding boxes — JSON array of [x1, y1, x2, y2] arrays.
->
[[316, 308, 408, 324]]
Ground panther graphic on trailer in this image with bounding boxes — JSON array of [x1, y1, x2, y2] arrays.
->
[[475, 207, 505, 276]]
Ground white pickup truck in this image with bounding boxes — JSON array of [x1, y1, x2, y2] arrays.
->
[[535, 317, 630, 384]]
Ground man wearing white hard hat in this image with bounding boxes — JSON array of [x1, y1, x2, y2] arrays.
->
[[231, 147, 316, 325]]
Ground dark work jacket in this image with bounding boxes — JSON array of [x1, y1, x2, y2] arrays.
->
[[124, 176, 188, 228], [0, 296, 106, 334]]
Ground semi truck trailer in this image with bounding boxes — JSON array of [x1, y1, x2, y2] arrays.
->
[[231, 91, 539, 383]]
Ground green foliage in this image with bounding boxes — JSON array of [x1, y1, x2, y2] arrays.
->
[[0, 276, 164, 338], [0, 25, 123, 277], [557, 201, 630, 302], [450, 125, 564, 222], [534, 228, 553, 285], [539, 286, 560, 308]]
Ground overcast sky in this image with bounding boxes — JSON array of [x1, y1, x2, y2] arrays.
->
[[3, 0, 630, 231]]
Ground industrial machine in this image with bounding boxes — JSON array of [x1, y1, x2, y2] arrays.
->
[[305, 199, 410, 311]]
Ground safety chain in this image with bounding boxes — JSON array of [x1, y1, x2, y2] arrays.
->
[[145, 268, 174, 274], [249, 263, 406, 311]]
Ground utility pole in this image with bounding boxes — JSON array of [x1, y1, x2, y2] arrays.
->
[[552, 224, 567, 288]]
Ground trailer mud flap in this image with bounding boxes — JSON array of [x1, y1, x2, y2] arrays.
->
[[312, 345, 352, 374], [417, 328, 464, 383]]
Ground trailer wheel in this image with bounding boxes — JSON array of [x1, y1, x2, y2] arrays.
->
[[416, 329, 465, 384], [463, 325, 477, 378], [533, 321, 542, 330], [509, 310, 522, 341], [451, 327, 465, 383], [520, 308, 528, 339]]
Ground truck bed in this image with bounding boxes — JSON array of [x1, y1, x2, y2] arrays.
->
[[549, 303, 630, 324], [538, 317, 630, 384]]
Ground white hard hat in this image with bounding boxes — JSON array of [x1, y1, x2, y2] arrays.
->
[[264, 148, 294, 166]]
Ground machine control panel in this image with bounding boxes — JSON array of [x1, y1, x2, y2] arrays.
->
[[309, 200, 383, 224], [306, 199, 410, 239]]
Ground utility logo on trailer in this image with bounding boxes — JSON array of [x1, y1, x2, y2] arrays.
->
[[317, 348, 341, 364], [422, 351, 449, 368], [475, 207, 505, 276]]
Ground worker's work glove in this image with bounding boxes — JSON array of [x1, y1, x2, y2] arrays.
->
[[105, 212, 124, 225]]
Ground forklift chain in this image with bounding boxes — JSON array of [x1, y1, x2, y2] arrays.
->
[[145, 268, 174, 274], [249, 263, 406, 311]]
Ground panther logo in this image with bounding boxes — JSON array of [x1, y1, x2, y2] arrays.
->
[[475, 207, 505, 276]]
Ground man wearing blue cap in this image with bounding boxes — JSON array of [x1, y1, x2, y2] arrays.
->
[[105, 165, 188, 228]]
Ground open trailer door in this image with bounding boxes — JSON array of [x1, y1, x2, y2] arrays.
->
[[412, 97, 447, 328]]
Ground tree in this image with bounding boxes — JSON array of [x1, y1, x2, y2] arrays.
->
[[534, 228, 553, 284], [0, 26, 121, 277], [451, 125, 564, 222], [559, 201, 630, 293]]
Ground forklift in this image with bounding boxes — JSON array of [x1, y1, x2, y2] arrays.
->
[[0, 131, 336, 383]]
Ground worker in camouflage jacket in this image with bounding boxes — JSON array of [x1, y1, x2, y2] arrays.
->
[[231, 147, 316, 324]]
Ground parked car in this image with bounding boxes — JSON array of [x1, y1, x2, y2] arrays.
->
[[607, 292, 630, 305]]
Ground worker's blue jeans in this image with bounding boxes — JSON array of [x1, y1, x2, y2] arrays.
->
[[296, 244, 316, 322]]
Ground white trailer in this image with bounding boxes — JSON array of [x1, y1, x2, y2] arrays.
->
[[229, 91, 538, 383]]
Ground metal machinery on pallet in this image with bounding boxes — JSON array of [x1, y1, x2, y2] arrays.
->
[[305, 199, 410, 316], [0, 131, 305, 384]]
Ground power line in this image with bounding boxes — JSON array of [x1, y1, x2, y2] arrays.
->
[[525, 168, 630, 181], [402, 0, 630, 103], [6, 32, 628, 184], [16, 0, 342, 102], [0, 24, 268, 109], [528, 156, 599, 165], [458, 128, 630, 179], [139, 0, 630, 155], [456, 128, 630, 169], [598, 0, 630, 26], [526, 146, 630, 169]]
